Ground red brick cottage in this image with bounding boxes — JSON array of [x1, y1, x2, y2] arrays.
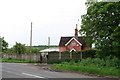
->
[[59, 26, 90, 52]]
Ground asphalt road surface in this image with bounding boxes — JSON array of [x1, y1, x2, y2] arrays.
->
[[2, 63, 94, 78], [1, 63, 118, 80]]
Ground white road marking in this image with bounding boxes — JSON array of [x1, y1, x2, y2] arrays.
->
[[22, 72, 44, 78]]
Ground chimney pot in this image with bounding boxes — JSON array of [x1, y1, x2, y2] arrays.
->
[[75, 24, 78, 37]]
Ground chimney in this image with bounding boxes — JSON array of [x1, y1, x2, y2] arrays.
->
[[75, 24, 78, 37]]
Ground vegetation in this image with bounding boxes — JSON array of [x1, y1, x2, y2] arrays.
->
[[80, 1, 120, 58], [51, 1, 120, 77], [78, 49, 97, 58], [0, 58, 2, 62], [32, 45, 58, 49], [52, 57, 120, 77], [5, 44, 58, 54], [0, 36, 58, 54], [1, 0, 119, 77], [13, 42, 26, 54], [1, 58, 38, 63], [0, 37, 8, 53], [48, 59, 71, 64]]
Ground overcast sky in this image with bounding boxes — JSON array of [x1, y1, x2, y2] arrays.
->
[[0, 0, 87, 47]]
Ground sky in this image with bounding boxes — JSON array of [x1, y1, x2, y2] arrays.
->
[[0, 0, 87, 47]]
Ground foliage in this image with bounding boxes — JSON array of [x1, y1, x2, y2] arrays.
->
[[13, 42, 26, 54], [25, 45, 58, 54], [48, 59, 71, 64], [52, 57, 120, 77], [6, 48, 14, 53], [25, 47, 43, 54], [80, 2, 120, 58], [13, 42, 41, 54], [1, 58, 38, 63], [0, 37, 8, 53], [6, 44, 45, 54], [32, 45, 58, 50], [63, 51, 69, 53], [79, 49, 97, 58], [6, 44, 58, 54], [32, 48, 40, 53]]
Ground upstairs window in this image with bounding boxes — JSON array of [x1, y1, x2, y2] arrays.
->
[[72, 42, 76, 46]]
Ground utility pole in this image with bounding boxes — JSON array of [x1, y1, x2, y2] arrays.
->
[[48, 37, 50, 48], [30, 22, 32, 60]]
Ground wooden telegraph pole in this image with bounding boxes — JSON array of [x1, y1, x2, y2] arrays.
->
[[30, 22, 32, 61]]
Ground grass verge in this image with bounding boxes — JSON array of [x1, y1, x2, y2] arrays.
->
[[51, 58, 120, 77], [1, 58, 38, 63]]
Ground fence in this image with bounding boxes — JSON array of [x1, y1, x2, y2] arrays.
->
[[1, 50, 96, 63], [47, 52, 83, 63], [2, 53, 41, 62]]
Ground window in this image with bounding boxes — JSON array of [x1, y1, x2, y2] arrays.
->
[[72, 42, 76, 46]]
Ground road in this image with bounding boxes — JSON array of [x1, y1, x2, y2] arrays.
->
[[2, 63, 93, 78], [1, 63, 118, 80]]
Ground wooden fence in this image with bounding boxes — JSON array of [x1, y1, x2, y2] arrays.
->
[[47, 52, 82, 63], [1, 51, 95, 63], [2, 53, 41, 62]]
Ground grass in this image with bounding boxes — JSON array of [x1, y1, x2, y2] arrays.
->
[[0, 58, 2, 62], [51, 57, 120, 77], [1, 58, 38, 63]]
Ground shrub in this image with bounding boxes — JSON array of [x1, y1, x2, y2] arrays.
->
[[48, 59, 71, 64], [78, 49, 97, 58], [62, 51, 69, 54], [52, 57, 120, 76]]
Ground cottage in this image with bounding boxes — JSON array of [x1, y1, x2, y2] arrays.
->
[[59, 25, 90, 52]]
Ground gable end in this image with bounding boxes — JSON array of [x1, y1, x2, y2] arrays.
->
[[65, 37, 82, 46]]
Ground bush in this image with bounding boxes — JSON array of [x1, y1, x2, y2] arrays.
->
[[52, 57, 120, 77], [48, 59, 71, 64], [78, 49, 97, 58], [62, 51, 69, 54]]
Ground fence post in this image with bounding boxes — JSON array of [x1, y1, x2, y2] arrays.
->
[[81, 52, 82, 59], [59, 52, 61, 59], [70, 52, 72, 59]]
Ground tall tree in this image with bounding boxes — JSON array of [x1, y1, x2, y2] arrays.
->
[[13, 42, 26, 54], [80, 1, 120, 58]]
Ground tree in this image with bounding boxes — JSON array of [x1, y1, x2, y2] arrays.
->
[[32, 48, 40, 53], [13, 42, 26, 54], [0, 37, 8, 53], [80, 1, 120, 58]]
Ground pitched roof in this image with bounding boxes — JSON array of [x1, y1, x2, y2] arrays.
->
[[65, 37, 82, 46], [59, 36, 86, 47]]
